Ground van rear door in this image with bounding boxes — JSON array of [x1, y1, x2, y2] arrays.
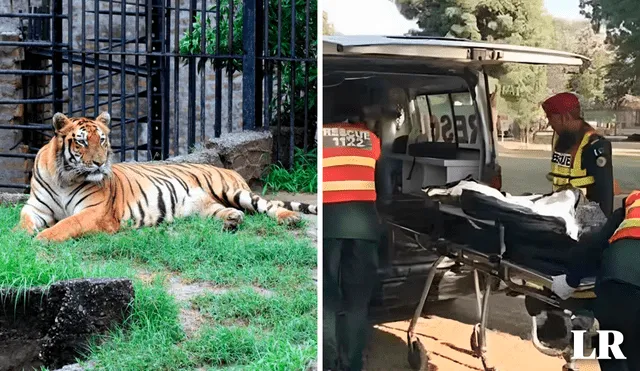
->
[[323, 35, 589, 68]]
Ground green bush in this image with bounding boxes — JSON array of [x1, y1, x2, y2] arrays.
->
[[179, 0, 317, 128], [261, 147, 317, 194]]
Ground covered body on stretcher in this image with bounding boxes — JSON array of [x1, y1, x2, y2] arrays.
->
[[383, 177, 607, 306], [380, 178, 608, 370]]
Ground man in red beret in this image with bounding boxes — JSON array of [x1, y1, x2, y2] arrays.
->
[[542, 92, 614, 216], [527, 92, 615, 350]]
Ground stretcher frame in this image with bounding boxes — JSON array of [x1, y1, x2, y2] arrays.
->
[[385, 199, 599, 371]]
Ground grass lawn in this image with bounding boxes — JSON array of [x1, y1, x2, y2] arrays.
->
[[0, 200, 317, 371]]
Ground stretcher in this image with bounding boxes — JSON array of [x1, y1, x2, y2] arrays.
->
[[381, 191, 601, 371]]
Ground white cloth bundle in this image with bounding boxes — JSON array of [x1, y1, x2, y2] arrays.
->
[[423, 180, 581, 240]]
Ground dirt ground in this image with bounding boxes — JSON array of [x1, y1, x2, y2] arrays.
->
[[363, 316, 602, 371]]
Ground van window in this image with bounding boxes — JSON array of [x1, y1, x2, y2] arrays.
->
[[451, 92, 480, 147], [408, 91, 482, 150]]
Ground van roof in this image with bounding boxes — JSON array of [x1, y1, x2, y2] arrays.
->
[[324, 35, 590, 67]]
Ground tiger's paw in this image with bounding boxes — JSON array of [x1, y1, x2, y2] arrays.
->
[[35, 229, 67, 243], [223, 211, 244, 232], [277, 210, 302, 227]]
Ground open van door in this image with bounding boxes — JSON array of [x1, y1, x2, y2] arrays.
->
[[322, 35, 591, 324], [323, 35, 590, 68]]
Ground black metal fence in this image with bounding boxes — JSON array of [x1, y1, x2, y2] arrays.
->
[[0, 0, 317, 191]]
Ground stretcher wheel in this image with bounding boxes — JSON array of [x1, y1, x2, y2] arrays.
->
[[407, 337, 429, 370]]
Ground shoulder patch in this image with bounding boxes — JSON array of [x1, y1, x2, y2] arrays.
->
[[596, 156, 607, 167], [593, 146, 605, 157]]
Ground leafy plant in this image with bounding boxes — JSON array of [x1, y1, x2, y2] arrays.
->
[[179, 0, 317, 128], [261, 146, 317, 194]]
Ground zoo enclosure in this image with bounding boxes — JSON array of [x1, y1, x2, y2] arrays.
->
[[0, 0, 317, 191]]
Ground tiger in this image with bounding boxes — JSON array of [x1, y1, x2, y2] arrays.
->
[[15, 111, 317, 242]]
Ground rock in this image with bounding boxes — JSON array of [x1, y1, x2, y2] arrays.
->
[[0, 192, 27, 206], [162, 148, 224, 168], [0, 278, 134, 371], [205, 131, 273, 184]]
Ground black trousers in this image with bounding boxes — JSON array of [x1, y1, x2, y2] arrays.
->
[[323, 238, 379, 371], [594, 281, 640, 371]]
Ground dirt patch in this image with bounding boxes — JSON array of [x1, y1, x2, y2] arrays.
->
[[165, 276, 276, 338], [178, 308, 207, 338], [0, 279, 134, 371], [363, 317, 602, 371]]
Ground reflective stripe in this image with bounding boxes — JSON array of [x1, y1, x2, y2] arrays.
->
[[627, 199, 640, 213], [609, 214, 640, 244], [616, 218, 640, 230], [323, 156, 376, 168], [550, 131, 595, 191], [323, 180, 376, 192]]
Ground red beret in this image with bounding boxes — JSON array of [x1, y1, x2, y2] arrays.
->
[[542, 92, 580, 115]]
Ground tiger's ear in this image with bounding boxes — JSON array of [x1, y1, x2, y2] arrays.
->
[[96, 111, 111, 127], [52, 112, 70, 133]]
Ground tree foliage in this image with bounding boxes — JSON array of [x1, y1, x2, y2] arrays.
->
[[579, 0, 640, 106], [323, 11, 335, 35]]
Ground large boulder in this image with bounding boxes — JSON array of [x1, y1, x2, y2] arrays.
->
[[204, 131, 273, 184], [0, 278, 134, 371]]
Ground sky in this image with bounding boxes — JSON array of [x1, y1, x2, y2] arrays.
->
[[324, 0, 588, 36]]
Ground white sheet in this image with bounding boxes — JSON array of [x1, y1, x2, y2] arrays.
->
[[423, 180, 581, 240]]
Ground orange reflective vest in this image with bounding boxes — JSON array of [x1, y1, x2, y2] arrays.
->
[[322, 122, 381, 204], [609, 190, 640, 244], [548, 130, 596, 194]]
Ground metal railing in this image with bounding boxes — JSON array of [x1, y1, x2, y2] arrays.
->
[[0, 0, 316, 191]]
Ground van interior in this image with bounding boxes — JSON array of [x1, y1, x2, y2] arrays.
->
[[323, 58, 496, 321]]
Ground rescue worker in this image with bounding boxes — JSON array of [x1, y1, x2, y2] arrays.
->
[[543, 92, 614, 217], [551, 191, 640, 371], [322, 114, 382, 371], [526, 92, 616, 348]]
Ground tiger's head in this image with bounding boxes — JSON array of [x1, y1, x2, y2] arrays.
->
[[51, 111, 113, 185]]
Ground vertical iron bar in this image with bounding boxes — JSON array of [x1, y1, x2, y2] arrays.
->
[[108, 0, 113, 130], [199, 0, 206, 142], [146, 0, 153, 160], [288, 0, 295, 168], [134, 0, 140, 160], [303, 0, 309, 152], [264, 0, 270, 130], [94, 0, 99, 117], [51, 0, 63, 114], [173, 0, 179, 156], [187, 0, 196, 151], [161, 0, 169, 158], [120, 0, 126, 161], [226, 0, 233, 133], [214, 0, 222, 137], [81, 0, 86, 116], [241, 0, 262, 132], [66, 0, 73, 115], [148, 0, 166, 159], [275, 0, 282, 163]]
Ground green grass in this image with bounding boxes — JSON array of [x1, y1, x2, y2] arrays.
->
[[0, 202, 317, 370], [262, 147, 317, 194]]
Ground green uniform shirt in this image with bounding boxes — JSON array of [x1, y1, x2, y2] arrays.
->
[[600, 238, 640, 289], [322, 201, 381, 242]]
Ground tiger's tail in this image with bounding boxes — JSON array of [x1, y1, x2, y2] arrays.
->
[[230, 189, 317, 219]]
